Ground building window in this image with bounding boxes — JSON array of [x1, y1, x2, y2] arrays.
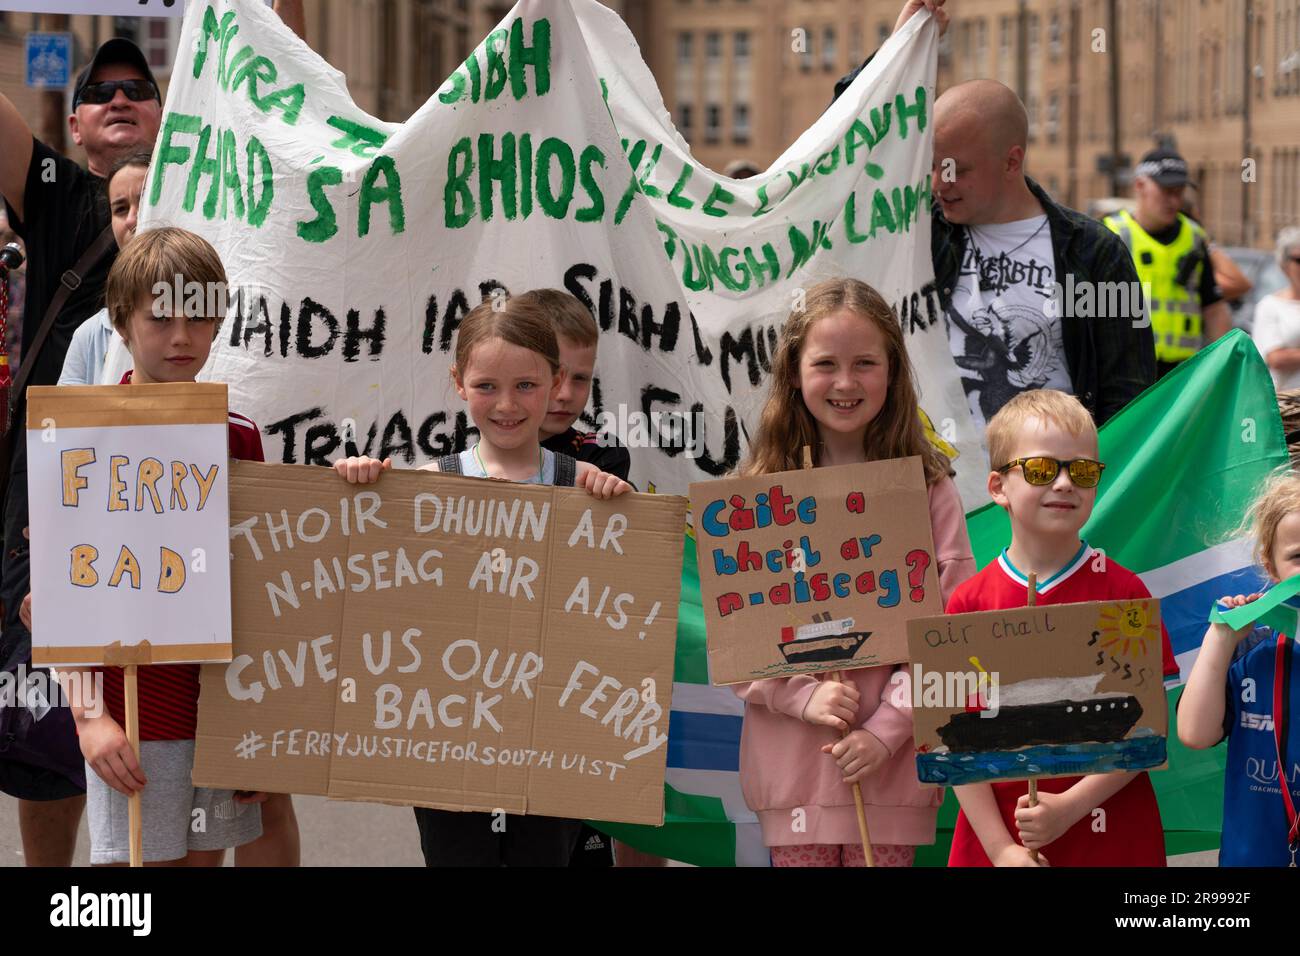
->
[[822, 26, 837, 71], [679, 103, 693, 138], [850, 23, 862, 65], [705, 31, 721, 64], [1047, 92, 1060, 143], [734, 31, 750, 63], [733, 103, 751, 145], [799, 25, 813, 71], [676, 32, 694, 105], [705, 104, 722, 144], [1048, 11, 1062, 59], [999, 16, 1014, 86]]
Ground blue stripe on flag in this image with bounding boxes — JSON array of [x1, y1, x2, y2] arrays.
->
[[1156, 565, 1270, 658], [667, 709, 742, 772]]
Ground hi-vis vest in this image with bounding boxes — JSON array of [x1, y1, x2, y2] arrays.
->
[[1104, 209, 1208, 363]]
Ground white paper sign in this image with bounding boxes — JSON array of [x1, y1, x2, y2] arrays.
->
[[25, 386, 234, 666]]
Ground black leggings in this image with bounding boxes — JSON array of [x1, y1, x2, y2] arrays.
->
[[413, 807, 582, 867]]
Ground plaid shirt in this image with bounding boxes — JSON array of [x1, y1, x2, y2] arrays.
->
[[834, 64, 1155, 424]]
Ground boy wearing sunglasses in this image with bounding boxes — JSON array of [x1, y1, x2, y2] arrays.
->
[[944, 389, 1179, 867]]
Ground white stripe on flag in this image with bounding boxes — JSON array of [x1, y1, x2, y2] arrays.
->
[[665, 767, 757, 823], [1137, 537, 1254, 597], [664, 767, 768, 867], [671, 681, 744, 717], [1173, 647, 1201, 687]]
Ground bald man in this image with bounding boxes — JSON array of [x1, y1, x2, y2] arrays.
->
[[835, 1, 1154, 426]]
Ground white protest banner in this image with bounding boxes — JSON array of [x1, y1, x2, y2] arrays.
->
[[25, 384, 233, 666], [129, 0, 985, 504]]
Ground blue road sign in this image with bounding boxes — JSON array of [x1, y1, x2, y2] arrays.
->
[[25, 32, 73, 89]]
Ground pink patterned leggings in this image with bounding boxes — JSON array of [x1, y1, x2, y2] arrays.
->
[[769, 843, 916, 867]]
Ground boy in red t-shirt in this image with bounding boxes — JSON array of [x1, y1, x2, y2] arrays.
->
[[52, 228, 270, 865], [946, 389, 1178, 867]]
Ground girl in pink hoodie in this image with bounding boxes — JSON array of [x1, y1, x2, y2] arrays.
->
[[733, 278, 976, 867]]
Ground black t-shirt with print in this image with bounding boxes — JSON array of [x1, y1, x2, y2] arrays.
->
[[541, 427, 632, 482]]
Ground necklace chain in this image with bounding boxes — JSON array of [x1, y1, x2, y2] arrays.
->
[[473, 444, 544, 480], [972, 215, 1049, 263]]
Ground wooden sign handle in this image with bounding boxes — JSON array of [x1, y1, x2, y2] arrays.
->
[[124, 664, 143, 868], [805, 449, 875, 865], [1025, 572, 1040, 864], [828, 670, 875, 867]]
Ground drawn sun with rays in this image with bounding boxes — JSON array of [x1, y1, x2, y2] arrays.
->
[[1095, 602, 1160, 659]]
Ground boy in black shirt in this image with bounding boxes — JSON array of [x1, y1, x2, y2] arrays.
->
[[524, 290, 666, 866], [534, 290, 632, 483]]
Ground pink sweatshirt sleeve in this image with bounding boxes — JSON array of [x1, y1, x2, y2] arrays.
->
[[863, 665, 913, 755], [731, 675, 820, 721], [927, 476, 977, 607]]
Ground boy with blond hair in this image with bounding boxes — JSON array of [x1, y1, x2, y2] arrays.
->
[[945, 389, 1178, 866]]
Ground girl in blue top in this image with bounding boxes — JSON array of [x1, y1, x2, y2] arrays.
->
[[334, 292, 631, 865], [1179, 470, 1300, 866]]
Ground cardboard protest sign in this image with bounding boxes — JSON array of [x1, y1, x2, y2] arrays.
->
[[128, 0, 993, 505], [905, 599, 1168, 787], [25, 384, 233, 666], [691, 457, 941, 684], [193, 462, 685, 824]]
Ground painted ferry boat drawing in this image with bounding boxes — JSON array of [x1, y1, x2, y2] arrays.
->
[[936, 674, 1142, 752], [778, 613, 872, 665]]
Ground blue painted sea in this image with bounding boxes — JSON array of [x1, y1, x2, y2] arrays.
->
[[916, 733, 1167, 786]]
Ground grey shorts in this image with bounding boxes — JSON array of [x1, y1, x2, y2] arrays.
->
[[86, 739, 262, 864]]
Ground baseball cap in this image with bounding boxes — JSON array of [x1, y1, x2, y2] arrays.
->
[[1134, 146, 1193, 188], [71, 38, 160, 109]]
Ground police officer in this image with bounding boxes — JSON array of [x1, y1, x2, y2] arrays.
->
[[1105, 147, 1229, 379]]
